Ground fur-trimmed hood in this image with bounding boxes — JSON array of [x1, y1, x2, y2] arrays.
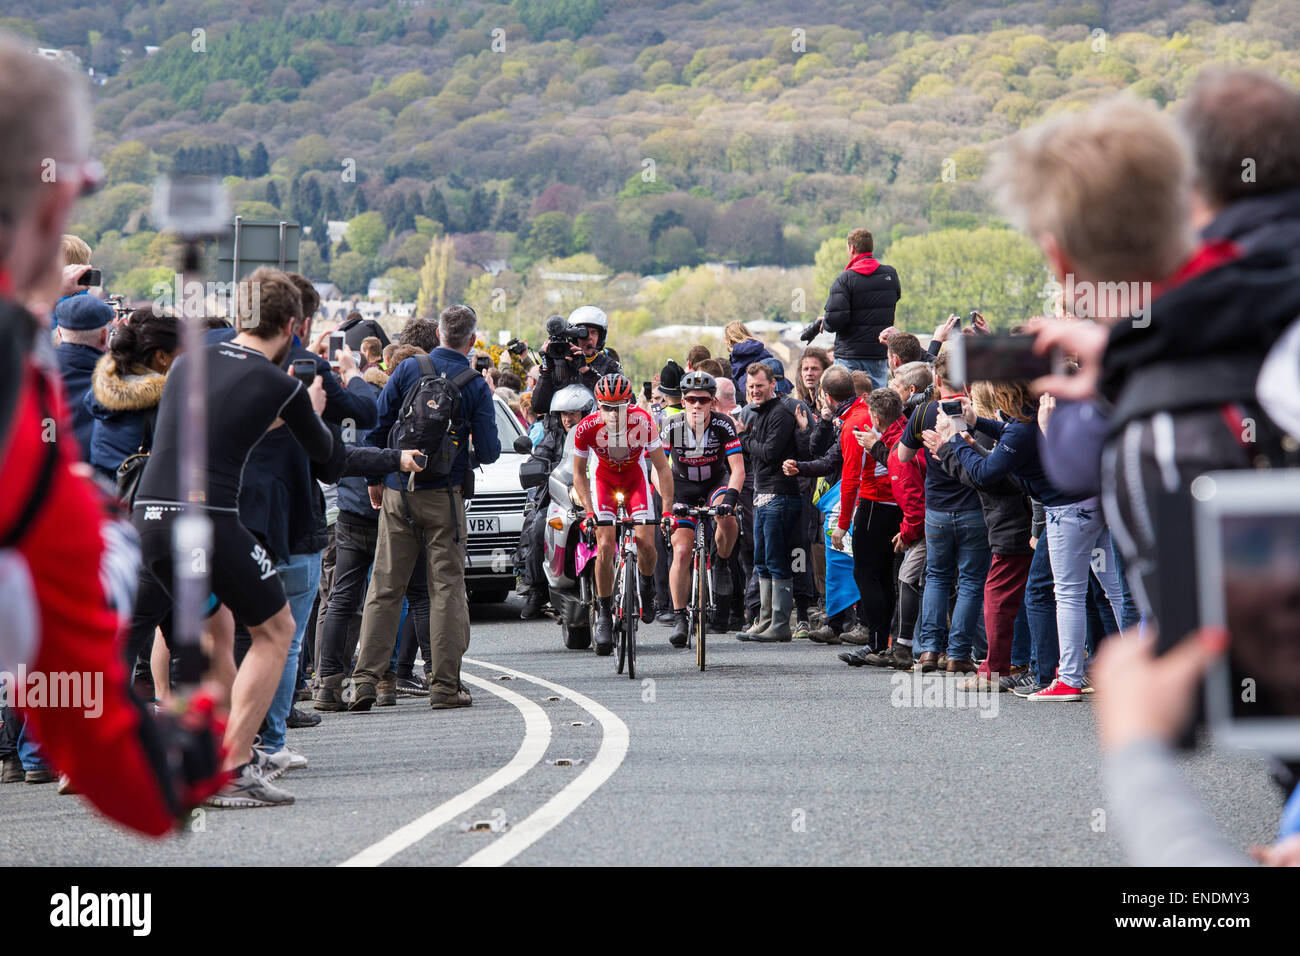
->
[[90, 352, 166, 413], [362, 365, 389, 388]]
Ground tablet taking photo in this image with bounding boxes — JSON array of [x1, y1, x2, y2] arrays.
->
[[1194, 469, 1300, 759]]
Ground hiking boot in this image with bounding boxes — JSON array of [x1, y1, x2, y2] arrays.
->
[[669, 610, 689, 648], [594, 596, 614, 656], [287, 706, 321, 728], [205, 761, 295, 809], [429, 688, 473, 709], [839, 626, 871, 646], [808, 625, 842, 644], [1, 758, 24, 784], [24, 767, 54, 784], [342, 677, 377, 712], [376, 671, 398, 707], [313, 673, 345, 712]]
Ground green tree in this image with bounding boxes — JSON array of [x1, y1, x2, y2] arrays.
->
[[883, 228, 1049, 331], [417, 236, 455, 316], [330, 251, 369, 296], [103, 141, 154, 186], [344, 211, 387, 259], [524, 212, 574, 262]]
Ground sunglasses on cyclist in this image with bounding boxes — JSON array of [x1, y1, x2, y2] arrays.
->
[[598, 401, 630, 412], [683, 395, 712, 405]]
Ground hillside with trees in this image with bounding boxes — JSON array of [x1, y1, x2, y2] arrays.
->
[[7, 0, 1298, 376]]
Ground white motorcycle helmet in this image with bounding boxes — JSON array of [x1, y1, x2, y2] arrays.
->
[[551, 384, 595, 415], [568, 305, 608, 350]]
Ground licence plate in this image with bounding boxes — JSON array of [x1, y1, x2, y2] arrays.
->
[[466, 515, 500, 534]]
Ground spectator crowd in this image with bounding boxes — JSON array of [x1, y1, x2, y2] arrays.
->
[[1, 32, 1298, 864]]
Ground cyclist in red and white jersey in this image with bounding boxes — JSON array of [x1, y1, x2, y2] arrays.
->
[[571, 374, 674, 654]]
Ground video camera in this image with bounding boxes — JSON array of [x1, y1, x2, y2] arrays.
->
[[505, 337, 529, 357], [543, 314, 591, 362]]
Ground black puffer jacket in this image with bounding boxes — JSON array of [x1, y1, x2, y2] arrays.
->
[[821, 253, 901, 361], [742, 397, 799, 496]]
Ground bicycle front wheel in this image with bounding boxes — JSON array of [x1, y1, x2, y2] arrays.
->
[[623, 548, 637, 679], [696, 557, 709, 670], [614, 555, 627, 675]]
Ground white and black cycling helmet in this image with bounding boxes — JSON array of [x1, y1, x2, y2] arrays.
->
[[551, 384, 596, 415], [568, 305, 608, 350], [680, 370, 717, 395]]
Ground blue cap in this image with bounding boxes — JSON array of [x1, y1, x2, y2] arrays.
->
[[54, 294, 114, 331]]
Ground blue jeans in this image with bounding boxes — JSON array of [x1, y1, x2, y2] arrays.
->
[[1024, 535, 1058, 684], [915, 509, 990, 661], [753, 494, 802, 580], [17, 719, 45, 772], [1044, 499, 1125, 689], [835, 357, 889, 390], [261, 552, 322, 754], [1012, 602, 1031, 668]]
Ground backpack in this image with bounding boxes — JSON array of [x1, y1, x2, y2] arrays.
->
[[388, 355, 479, 479]]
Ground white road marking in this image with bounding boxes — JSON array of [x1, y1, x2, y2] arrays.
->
[[338, 671, 551, 867], [458, 657, 630, 867]]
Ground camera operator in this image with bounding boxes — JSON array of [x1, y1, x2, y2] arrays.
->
[[530, 305, 620, 415]]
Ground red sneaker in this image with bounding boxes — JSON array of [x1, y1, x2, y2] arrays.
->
[[1027, 678, 1083, 702]]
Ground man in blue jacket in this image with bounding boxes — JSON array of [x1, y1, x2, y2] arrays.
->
[[53, 294, 114, 460], [344, 304, 500, 711]]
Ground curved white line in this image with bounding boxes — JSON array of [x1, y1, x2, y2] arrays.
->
[[338, 671, 552, 867], [458, 657, 630, 867]]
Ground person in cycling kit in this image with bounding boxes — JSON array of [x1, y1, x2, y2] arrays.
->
[[659, 371, 745, 646], [570, 373, 674, 655]]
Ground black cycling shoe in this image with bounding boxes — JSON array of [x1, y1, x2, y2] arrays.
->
[[638, 573, 656, 624], [669, 610, 690, 648], [594, 597, 614, 656]]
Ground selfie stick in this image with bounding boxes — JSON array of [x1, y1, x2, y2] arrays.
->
[[152, 178, 230, 690]]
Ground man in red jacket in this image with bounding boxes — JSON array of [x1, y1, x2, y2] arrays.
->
[[841, 385, 927, 669], [832, 383, 906, 653], [0, 33, 224, 835]]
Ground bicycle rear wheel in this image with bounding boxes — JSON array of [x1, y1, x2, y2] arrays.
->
[[696, 557, 708, 671], [623, 544, 637, 679]]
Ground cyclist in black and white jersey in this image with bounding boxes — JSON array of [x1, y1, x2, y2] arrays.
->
[[132, 270, 334, 809], [659, 370, 745, 647]]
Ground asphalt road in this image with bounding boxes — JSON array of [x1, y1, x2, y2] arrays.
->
[[0, 597, 1284, 866]]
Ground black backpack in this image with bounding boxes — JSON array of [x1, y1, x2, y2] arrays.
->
[[389, 355, 479, 479]]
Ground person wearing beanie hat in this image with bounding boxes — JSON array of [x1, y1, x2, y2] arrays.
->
[[53, 295, 114, 460], [656, 358, 684, 403]]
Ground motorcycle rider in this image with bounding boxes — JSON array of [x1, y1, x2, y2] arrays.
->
[[571, 374, 674, 655], [517, 384, 594, 619], [661, 371, 745, 648], [530, 305, 621, 415]]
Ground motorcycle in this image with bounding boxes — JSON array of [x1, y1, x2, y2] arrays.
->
[[518, 430, 597, 649]]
